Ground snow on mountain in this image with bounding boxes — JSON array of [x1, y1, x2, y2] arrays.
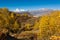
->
[[29, 8, 53, 16], [13, 8, 54, 17], [13, 8, 26, 12]]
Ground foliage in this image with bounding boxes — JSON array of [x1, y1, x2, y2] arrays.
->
[[0, 8, 60, 40]]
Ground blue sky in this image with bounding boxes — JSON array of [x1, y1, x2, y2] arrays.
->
[[0, 0, 60, 10]]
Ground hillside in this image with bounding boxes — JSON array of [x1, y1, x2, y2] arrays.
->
[[0, 8, 60, 40]]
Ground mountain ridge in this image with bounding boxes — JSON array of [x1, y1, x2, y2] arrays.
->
[[13, 8, 54, 17]]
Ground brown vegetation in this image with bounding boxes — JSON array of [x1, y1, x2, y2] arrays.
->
[[0, 8, 60, 40]]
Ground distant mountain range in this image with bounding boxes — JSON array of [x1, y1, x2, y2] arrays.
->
[[13, 8, 54, 17], [29, 8, 53, 17]]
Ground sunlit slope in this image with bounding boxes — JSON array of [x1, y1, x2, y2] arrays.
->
[[0, 8, 60, 40], [38, 11, 60, 40]]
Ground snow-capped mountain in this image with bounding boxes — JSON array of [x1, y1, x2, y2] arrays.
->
[[13, 8, 53, 17], [29, 8, 53, 16], [13, 8, 26, 12]]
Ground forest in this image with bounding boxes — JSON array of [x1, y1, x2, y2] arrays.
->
[[0, 8, 60, 40]]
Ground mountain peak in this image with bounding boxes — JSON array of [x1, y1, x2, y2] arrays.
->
[[13, 8, 26, 12]]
